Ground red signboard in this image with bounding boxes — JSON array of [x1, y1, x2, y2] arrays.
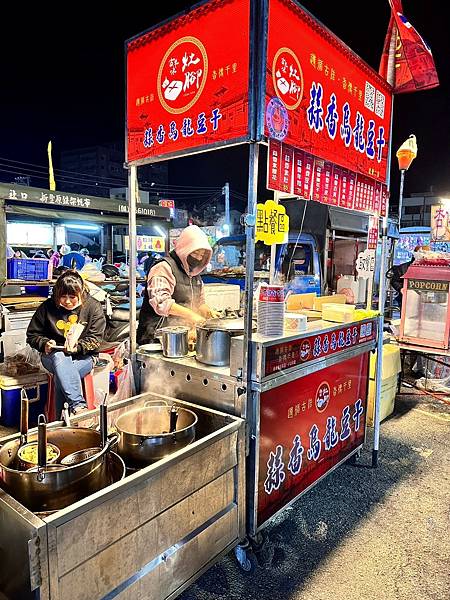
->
[[367, 216, 379, 250], [158, 199, 175, 209], [292, 148, 314, 199], [258, 352, 369, 527], [321, 161, 333, 205], [126, 0, 251, 163], [268, 137, 383, 215], [264, 319, 376, 376], [266, 0, 392, 183], [267, 139, 282, 191], [280, 145, 294, 193]]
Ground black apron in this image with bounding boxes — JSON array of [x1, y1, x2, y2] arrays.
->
[[137, 251, 203, 345]]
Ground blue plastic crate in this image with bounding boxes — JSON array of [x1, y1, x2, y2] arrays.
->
[[7, 258, 50, 281], [0, 379, 48, 427]]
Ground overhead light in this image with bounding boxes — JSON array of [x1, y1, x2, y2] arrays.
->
[[153, 225, 166, 238], [64, 223, 100, 232]]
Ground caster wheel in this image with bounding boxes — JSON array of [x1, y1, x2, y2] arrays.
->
[[249, 532, 264, 549], [254, 541, 274, 567], [234, 544, 258, 573], [346, 449, 361, 465]]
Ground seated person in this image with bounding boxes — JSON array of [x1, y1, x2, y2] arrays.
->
[[27, 270, 106, 416], [61, 243, 86, 270]]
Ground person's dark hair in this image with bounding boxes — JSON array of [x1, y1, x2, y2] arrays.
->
[[53, 270, 87, 304], [70, 242, 81, 252]]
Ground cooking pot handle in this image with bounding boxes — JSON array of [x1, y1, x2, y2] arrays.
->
[[104, 432, 119, 451], [144, 399, 169, 407]]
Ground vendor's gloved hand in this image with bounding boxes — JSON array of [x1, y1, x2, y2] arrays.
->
[[188, 327, 197, 351], [191, 313, 206, 326]]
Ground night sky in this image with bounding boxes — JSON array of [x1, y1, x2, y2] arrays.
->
[[1, 1, 448, 206]]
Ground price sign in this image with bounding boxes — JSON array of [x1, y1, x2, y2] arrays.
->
[[356, 249, 376, 279], [256, 200, 290, 245]]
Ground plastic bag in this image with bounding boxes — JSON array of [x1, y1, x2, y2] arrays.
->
[[81, 263, 106, 283], [4, 344, 43, 376], [110, 361, 136, 404]]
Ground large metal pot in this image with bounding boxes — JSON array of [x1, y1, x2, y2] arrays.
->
[[116, 404, 197, 466], [196, 317, 251, 366], [33, 451, 126, 518], [156, 326, 189, 358], [196, 327, 231, 366], [0, 427, 118, 512]]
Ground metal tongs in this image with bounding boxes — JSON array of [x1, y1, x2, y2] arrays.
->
[[36, 414, 47, 481], [169, 404, 179, 433], [19, 388, 29, 448], [100, 391, 108, 448]]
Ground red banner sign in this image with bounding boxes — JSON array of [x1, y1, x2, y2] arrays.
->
[[267, 139, 282, 191], [292, 148, 313, 199], [367, 216, 379, 250], [266, 0, 392, 183], [264, 319, 376, 376], [267, 139, 387, 215], [258, 352, 369, 527], [126, 0, 251, 163], [280, 145, 294, 193]]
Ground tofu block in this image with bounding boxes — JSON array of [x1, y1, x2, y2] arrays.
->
[[322, 303, 356, 323], [313, 294, 347, 311], [286, 292, 317, 310]]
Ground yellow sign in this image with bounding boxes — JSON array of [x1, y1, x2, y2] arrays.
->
[[124, 235, 165, 252], [255, 200, 289, 245]]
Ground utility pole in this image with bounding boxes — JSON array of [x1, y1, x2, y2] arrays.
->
[[222, 182, 230, 235]]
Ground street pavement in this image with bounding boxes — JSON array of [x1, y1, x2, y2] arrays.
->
[[179, 387, 450, 600]]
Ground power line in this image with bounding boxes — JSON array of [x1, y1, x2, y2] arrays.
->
[[0, 156, 225, 191]]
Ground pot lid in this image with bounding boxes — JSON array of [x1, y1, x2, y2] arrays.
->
[[203, 317, 250, 331], [159, 326, 189, 333]]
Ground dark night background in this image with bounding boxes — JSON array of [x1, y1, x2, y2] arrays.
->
[[0, 1, 448, 210]]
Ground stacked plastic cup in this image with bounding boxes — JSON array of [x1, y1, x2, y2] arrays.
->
[[257, 283, 285, 337]]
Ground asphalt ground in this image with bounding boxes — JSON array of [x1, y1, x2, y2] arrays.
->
[[179, 386, 450, 600]]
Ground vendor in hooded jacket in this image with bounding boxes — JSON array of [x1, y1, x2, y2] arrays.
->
[[137, 225, 219, 345]]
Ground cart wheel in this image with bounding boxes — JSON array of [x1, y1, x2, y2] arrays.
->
[[249, 531, 274, 567], [234, 543, 258, 573], [346, 449, 361, 465], [254, 540, 274, 567]]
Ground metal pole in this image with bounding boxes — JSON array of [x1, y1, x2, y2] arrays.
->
[[242, 143, 259, 414], [365, 216, 377, 311], [128, 165, 138, 358], [372, 99, 395, 468], [269, 191, 279, 284], [223, 182, 231, 235], [398, 169, 406, 229]]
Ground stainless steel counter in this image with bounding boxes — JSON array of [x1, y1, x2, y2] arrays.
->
[[138, 352, 245, 417], [0, 393, 245, 600]]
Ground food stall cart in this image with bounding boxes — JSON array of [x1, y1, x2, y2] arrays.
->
[[126, 0, 393, 570], [141, 316, 377, 537], [0, 0, 393, 597]]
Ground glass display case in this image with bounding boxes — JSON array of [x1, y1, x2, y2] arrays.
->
[[399, 264, 450, 349]]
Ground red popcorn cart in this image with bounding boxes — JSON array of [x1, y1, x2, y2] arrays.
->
[[399, 262, 450, 349]]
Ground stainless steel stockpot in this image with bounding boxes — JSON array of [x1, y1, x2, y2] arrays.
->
[[115, 404, 197, 466]]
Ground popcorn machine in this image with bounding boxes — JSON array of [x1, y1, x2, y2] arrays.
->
[[399, 262, 450, 349]]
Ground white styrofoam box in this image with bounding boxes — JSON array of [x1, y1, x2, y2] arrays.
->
[[3, 307, 35, 331], [203, 284, 241, 311], [336, 276, 367, 304], [1, 330, 27, 356]]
